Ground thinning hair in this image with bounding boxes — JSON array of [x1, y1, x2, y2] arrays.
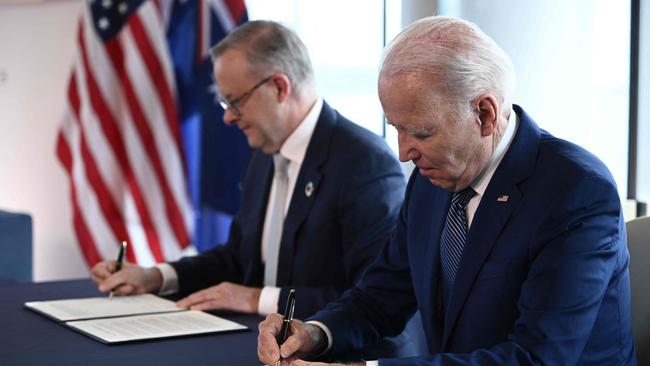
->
[[381, 16, 516, 116], [211, 20, 315, 94]]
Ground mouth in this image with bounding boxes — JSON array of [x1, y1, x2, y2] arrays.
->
[[417, 166, 441, 181]]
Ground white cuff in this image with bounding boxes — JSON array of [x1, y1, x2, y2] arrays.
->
[[305, 320, 333, 355], [258, 286, 281, 315], [155, 263, 179, 296], [367, 361, 379, 366]]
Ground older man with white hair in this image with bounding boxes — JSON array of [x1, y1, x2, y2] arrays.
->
[[257, 16, 636, 366]]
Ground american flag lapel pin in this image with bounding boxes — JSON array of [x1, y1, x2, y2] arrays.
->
[[497, 195, 509, 202]]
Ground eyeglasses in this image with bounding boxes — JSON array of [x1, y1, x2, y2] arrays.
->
[[218, 75, 273, 116]]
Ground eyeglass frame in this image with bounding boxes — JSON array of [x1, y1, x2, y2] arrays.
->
[[217, 75, 274, 116]]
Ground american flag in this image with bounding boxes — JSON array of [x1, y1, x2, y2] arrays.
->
[[57, 0, 247, 268]]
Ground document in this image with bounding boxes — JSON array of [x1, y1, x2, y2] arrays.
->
[[25, 294, 247, 344], [25, 294, 180, 321], [67, 311, 247, 344]]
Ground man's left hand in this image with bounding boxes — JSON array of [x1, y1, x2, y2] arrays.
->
[[176, 282, 261, 313]]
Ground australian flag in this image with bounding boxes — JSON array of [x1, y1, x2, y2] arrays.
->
[[166, 0, 251, 252]]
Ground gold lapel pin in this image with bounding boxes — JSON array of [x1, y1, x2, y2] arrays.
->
[[305, 182, 315, 197]]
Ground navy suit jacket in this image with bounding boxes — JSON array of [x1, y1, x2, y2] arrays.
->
[[170, 101, 405, 319], [311, 106, 636, 365]]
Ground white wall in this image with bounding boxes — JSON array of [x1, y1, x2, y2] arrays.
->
[[0, 1, 88, 281], [246, 0, 387, 136], [450, 0, 630, 197]]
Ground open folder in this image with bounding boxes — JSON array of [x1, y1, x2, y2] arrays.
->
[[25, 294, 247, 344]]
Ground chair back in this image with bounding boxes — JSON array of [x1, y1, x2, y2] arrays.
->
[[0, 210, 32, 282], [627, 215, 650, 364]]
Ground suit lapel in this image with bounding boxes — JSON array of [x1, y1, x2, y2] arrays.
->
[[275, 102, 336, 285], [441, 179, 522, 347], [244, 153, 274, 285], [415, 181, 450, 349], [442, 105, 540, 348]]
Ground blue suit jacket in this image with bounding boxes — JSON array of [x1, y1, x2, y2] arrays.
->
[[311, 106, 636, 365], [170, 101, 405, 319]]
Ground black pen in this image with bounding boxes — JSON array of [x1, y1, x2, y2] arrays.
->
[[109, 241, 127, 299], [275, 289, 296, 366]]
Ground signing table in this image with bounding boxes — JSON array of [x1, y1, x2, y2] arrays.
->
[[0, 279, 262, 366]]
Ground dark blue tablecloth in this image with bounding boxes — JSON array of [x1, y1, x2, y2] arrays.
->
[[0, 279, 262, 366]]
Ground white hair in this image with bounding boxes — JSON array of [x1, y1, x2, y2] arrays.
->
[[381, 16, 516, 116]]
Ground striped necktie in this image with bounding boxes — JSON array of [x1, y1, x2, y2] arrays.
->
[[440, 187, 477, 294]]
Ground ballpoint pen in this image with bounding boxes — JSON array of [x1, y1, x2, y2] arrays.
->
[[275, 289, 296, 366], [108, 241, 127, 299]]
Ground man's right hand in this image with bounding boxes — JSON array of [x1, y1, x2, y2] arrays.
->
[[257, 314, 326, 365], [91, 261, 163, 296]]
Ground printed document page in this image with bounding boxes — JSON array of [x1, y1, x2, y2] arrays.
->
[[25, 294, 180, 321], [66, 310, 248, 343]]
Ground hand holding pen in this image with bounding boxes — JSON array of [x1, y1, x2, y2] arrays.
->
[[275, 289, 296, 366], [257, 290, 331, 365], [91, 243, 164, 296], [108, 241, 127, 299]]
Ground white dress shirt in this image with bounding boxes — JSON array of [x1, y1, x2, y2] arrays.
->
[[258, 97, 323, 314], [310, 109, 518, 366], [156, 98, 323, 316]]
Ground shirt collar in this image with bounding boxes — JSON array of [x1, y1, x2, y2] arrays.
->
[[470, 107, 518, 196], [278, 98, 323, 165]]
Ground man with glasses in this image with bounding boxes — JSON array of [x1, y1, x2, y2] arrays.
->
[[91, 20, 408, 334]]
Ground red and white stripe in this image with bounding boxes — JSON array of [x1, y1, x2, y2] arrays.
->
[[57, 1, 193, 268]]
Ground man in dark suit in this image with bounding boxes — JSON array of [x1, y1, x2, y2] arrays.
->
[[91, 20, 405, 321], [258, 16, 637, 365]]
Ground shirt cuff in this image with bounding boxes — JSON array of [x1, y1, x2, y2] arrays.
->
[[305, 320, 333, 356], [155, 263, 179, 296], [366, 361, 379, 366], [258, 286, 281, 315]]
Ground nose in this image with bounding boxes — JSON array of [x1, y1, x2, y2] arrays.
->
[[397, 133, 420, 162], [222, 108, 239, 126]]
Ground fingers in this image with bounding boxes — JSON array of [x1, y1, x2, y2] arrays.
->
[[257, 315, 321, 364], [176, 287, 216, 309], [111, 283, 136, 296], [98, 271, 127, 293], [280, 333, 305, 359], [93, 263, 156, 297], [259, 313, 284, 334], [186, 299, 222, 311], [258, 328, 281, 364], [90, 261, 116, 285], [287, 359, 309, 366], [175, 283, 256, 313], [257, 314, 308, 362], [98, 264, 137, 293], [280, 321, 318, 358], [258, 314, 284, 364]]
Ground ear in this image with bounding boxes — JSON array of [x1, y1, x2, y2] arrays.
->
[[270, 73, 292, 103], [473, 94, 499, 137]]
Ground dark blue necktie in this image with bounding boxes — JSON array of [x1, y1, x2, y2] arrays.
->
[[440, 187, 477, 294]]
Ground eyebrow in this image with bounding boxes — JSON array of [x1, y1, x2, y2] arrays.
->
[[388, 121, 434, 135]]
